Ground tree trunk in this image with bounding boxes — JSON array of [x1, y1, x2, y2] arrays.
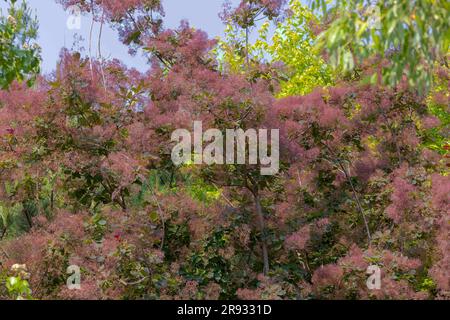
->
[[51, 189, 55, 212], [23, 206, 33, 230], [0, 228, 6, 241], [254, 193, 269, 275]]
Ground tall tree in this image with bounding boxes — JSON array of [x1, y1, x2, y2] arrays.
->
[[0, 0, 40, 89], [309, 0, 449, 93]]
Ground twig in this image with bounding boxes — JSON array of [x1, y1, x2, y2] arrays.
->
[[98, 8, 107, 91], [211, 182, 236, 208], [88, 1, 95, 80], [148, 184, 166, 250], [119, 276, 148, 286]]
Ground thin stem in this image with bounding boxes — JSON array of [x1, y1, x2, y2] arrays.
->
[[245, 27, 249, 67], [322, 142, 372, 244], [148, 184, 166, 250], [98, 10, 106, 91], [89, 1, 95, 79], [253, 191, 269, 275], [338, 161, 372, 244]]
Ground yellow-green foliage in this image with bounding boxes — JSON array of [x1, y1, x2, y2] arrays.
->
[[217, 1, 333, 97], [424, 64, 450, 155], [253, 1, 333, 97]]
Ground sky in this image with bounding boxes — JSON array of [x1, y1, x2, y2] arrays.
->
[[1, 0, 240, 73]]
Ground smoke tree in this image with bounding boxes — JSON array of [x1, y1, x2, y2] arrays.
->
[[0, 0, 448, 300]]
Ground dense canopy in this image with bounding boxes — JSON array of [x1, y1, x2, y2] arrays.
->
[[0, 0, 448, 300]]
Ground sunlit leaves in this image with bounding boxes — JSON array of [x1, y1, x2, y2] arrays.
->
[[0, 0, 41, 89], [255, 1, 333, 96], [218, 0, 333, 96], [310, 0, 450, 93]]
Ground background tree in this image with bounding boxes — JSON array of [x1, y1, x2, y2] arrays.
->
[[309, 0, 449, 93], [218, 1, 333, 97], [0, 0, 40, 89]]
